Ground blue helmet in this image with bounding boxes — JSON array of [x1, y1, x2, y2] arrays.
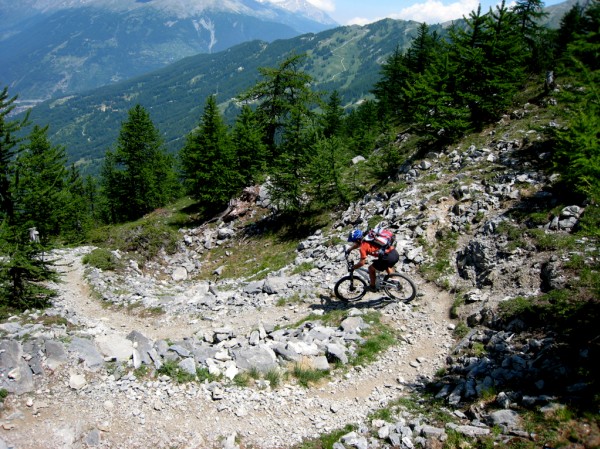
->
[[348, 229, 363, 242]]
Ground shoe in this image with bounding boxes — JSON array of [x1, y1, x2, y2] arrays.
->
[[366, 285, 378, 293]]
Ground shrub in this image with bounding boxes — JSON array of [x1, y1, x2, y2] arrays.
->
[[82, 248, 117, 271]]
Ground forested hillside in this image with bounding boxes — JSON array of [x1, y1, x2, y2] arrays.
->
[[22, 18, 428, 170], [2, 0, 598, 303]]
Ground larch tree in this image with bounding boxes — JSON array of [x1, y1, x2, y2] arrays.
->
[[180, 95, 241, 208], [0, 90, 57, 309], [231, 105, 267, 187], [12, 125, 67, 242], [100, 104, 178, 222], [239, 53, 321, 212]]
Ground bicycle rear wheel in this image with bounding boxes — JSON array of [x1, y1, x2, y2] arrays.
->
[[334, 275, 367, 302], [382, 273, 417, 302]]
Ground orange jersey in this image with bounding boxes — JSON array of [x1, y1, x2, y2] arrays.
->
[[359, 240, 382, 260]]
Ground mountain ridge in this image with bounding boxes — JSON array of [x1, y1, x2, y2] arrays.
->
[[22, 18, 426, 172], [0, 0, 337, 102]]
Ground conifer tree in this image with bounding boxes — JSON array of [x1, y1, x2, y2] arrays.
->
[[512, 0, 548, 72], [405, 23, 441, 74], [447, 2, 526, 128], [372, 46, 411, 121], [0, 87, 28, 223], [373, 25, 441, 124], [180, 95, 241, 207], [551, 1, 600, 202], [403, 52, 471, 143], [100, 104, 177, 222], [238, 53, 318, 160], [60, 165, 94, 243], [321, 91, 345, 138], [343, 100, 380, 156], [239, 53, 321, 212], [12, 125, 67, 242], [231, 105, 267, 186], [268, 105, 314, 212], [0, 89, 56, 309], [306, 136, 350, 207]]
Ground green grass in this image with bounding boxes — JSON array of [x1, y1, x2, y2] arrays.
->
[[292, 364, 330, 388], [264, 369, 282, 388], [291, 261, 316, 275], [295, 424, 357, 449], [156, 360, 197, 384], [276, 292, 305, 307], [86, 201, 185, 263]]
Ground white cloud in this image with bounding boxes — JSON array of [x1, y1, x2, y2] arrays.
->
[[390, 0, 480, 23], [346, 17, 376, 26], [307, 0, 336, 13]]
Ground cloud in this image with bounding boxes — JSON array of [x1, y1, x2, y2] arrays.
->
[[306, 0, 336, 12], [346, 17, 375, 26], [390, 0, 480, 23]]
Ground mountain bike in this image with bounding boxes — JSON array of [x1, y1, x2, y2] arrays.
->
[[334, 252, 417, 303]]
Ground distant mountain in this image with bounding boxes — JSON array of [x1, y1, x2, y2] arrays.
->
[[0, 0, 337, 103], [23, 18, 427, 172], [15, 0, 579, 175]]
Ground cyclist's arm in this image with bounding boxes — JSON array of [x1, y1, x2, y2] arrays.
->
[[352, 244, 368, 270]]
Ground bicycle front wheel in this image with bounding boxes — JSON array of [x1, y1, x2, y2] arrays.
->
[[382, 273, 417, 302], [334, 275, 367, 302]]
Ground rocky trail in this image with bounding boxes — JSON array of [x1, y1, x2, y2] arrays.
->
[[2, 103, 589, 448], [0, 246, 455, 449]]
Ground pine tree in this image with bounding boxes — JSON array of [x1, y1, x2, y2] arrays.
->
[[238, 53, 319, 161], [512, 0, 548, 72], [305, 136, 351, 207], [446, 2, 526, 128], [551, 1, 600, 202], [100, 104, 178, 222], [0, 87, 28, 223], [60, 165, 94, 243], [372, 46, 411, 121], [231, 105, 267, 186], [373, 24, 441, 125], [405, 23, 441, 74], [321, 91, 345, 138], [12, 124, 67, 242], [0, 88, 56, 310], [239, 53, 321, 212], [403, 53, 472, 143], [343, 100, 380, 156], [180, 95, 241, 207]]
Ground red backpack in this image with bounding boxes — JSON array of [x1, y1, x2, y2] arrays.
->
[[364, 226, 395, 250]]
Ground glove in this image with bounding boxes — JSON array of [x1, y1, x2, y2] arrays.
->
[[345, 248, 351, 255]]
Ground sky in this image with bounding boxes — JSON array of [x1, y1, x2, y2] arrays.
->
[[306, 0, 565, 25]]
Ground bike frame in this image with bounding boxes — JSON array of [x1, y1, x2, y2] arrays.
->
[[344, 253, 382, 287]]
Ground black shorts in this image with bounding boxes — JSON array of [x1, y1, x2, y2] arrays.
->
[[372, 249, 399, 271]]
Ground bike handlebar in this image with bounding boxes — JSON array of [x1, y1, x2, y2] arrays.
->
[[343, 249, 355, 272]]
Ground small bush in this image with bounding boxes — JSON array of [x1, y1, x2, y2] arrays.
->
[[82, 248, 117, 271]]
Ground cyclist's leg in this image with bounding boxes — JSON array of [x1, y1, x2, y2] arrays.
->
[[368, 264, 377, 288]]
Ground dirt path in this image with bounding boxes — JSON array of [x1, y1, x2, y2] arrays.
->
[[1, 251, 455, 449]]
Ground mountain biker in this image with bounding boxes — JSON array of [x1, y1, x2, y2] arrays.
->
[[346, 229, 400, 292]]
